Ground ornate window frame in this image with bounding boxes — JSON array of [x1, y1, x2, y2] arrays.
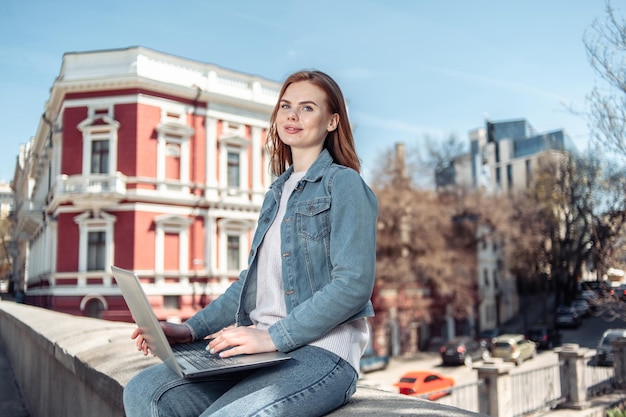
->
[[154, 214, 193, 276], [155, 110, 194, 194], [74, 211, 116, 274], [217, 218, 253, 274], [77, 106, 120, 176], [219, 122, 249, 198]]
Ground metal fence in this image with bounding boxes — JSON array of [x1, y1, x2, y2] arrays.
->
[[584, 352, 616, 397], [403, 349, 618, 417], [416, 379, 486, 413], [443, 379, 487, 413], [510, 363, 563, 417]]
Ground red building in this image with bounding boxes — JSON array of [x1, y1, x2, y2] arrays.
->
[[11, 47, 280, 322]]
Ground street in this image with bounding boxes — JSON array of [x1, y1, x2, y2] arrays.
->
[[358, 313, 626, 393]]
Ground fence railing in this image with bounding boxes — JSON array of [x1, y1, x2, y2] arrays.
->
[[585, 351, 615, 397], [449, 342, 626, 417], [510, 362, 564, 417], [434, 379, 486, 413]]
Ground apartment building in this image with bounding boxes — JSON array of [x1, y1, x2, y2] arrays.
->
[[441, 119, 577, 332], [466, 119, 576, 193], [0, 181, 12, 291], [11, 47, 280, 321]]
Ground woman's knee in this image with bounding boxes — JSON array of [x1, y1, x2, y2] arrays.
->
[[123, 364, 176, 416]]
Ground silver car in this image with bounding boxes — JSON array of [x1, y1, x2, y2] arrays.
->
[[491, 334, 537, 366], [595, 328, 626, 366]]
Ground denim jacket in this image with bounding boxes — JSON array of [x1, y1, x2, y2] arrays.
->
[[185, 149, 378, 352]]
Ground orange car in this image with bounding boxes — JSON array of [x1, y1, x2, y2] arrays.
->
[[394, 371, 455, 400]]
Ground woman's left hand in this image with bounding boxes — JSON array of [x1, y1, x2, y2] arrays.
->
[[206, 326, 277, 358]]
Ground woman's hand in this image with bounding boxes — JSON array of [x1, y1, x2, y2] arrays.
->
[[206, 326, 277, 358], [131, 322, 193, 356]]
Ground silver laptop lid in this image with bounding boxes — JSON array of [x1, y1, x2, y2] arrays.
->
[[111, 265, 184, 377]]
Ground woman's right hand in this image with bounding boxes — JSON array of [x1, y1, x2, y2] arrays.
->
[[130, 322, 193, 355], [160, 322, 193, 344]]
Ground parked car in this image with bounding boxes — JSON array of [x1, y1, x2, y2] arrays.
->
[[394, 371, 455, 400], [595, 328, 626, 366], [440, 336, 489, 366], [359, 348, 389, 374], [525, 326, 562, 350], [477, 328, 505, 352], [572, 298, 590, 318], [554, 305, 582, 328], [579, 280, 612, 297], [615, 285, 626, 302], [359, 354, 389, 373], [490, 334, 537, 366]]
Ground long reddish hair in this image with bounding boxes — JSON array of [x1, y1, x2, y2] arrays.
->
[[266, 70, 360, 176]]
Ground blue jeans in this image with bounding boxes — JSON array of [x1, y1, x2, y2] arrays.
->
[[123, 345, 358, 417]]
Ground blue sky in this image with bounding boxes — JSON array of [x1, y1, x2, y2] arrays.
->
[[0, 0, 612, 183]]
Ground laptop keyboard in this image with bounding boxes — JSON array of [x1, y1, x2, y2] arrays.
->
[[172, 341, 238, 368]]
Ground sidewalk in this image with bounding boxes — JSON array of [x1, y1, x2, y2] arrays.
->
[[0, 296, 29, 417]]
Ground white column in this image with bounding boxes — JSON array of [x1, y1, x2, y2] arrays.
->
[[205, 117, 218, 198], [251, 126, 264, 204], [156, 135, 166, 192], [206, 214, 217, 275], [155, 227, 164, 275]]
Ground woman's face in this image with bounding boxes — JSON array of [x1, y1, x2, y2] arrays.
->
[[276, 81, 338, 153]]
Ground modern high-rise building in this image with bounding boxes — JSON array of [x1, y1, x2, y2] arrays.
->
[[10, 47, 280, 321], [468, 118, 577, 193]]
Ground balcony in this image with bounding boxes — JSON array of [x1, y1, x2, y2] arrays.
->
[[52, 173, 127, 212]]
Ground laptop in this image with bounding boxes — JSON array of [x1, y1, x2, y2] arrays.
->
[[111, 265, 291, 379]]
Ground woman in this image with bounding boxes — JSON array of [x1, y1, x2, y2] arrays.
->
[[124, 70, 378, 417]]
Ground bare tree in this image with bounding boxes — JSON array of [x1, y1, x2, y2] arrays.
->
[[395, 134, 468, 189], [584, 1, 626, 159], [371, 143, 485, 354], [419, 134, 467, 173], [513, 152, 626, 308]]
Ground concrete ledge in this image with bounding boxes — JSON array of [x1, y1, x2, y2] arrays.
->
[[0, 301, 485, 417]]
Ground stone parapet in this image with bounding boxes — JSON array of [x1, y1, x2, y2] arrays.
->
[[0, 301, 485, 417]]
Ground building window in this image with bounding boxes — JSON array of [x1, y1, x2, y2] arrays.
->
[[87, 231, 106, 271], [219, 124, 249, 197], [91, 139, 110, 174], [227, 151, 240, 188], [154, 214, 193, 274], [84, 298, 104, 318], [163, 295, 180, 310], [227, 235, 240, 270], [164, 135, 182, 181], [495, 167, 501, 189], [74, 211, 116, 273], [217, 219, 255, 274], [155, 110, 194, 193], [77, 107, 119, 176]]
